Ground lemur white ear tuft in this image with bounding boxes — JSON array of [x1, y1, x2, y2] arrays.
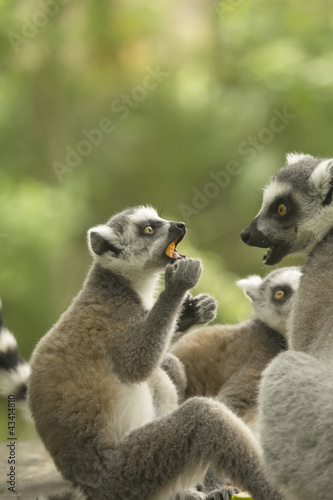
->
[[87, 225, 123, 257], [286, 152, 313, 166], [310, 158, 333, 204], [236, 275, 263, 301]]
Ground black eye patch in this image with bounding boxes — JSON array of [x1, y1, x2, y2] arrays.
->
[[267, 196, 299, 222], [137, 220, 164, 236], [271, 285, 293, 303], [268, 198, 290, 217]]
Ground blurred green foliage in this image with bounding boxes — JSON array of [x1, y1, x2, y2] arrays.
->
[[0, 0, 332, 439]]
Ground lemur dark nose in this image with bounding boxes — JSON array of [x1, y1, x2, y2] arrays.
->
[[176, 222, 186, 231], [241, 220, 273, 248], [241, 228, 251, 244]]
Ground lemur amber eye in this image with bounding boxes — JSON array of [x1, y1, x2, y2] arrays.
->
[[278, 204, 287, 217], [274, 290, 285, 300], [144, 225, 154, 234]]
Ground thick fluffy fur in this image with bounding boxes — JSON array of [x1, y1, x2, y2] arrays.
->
[[28, 206, 283, 500], [259, 351, 333, 500], [242, 154, 333, 499], [165, 267, 301, 433]]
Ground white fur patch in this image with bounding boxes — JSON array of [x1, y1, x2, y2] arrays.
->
[[260, 180, 292, 213], [286, 152, 313, 166], [236, 275, 262, 301], [128, 205, 161, 225], [0, 362, 30, 398], [88, 223, 113, 240], [0, 327, 18, 352], [309, 158, 333, 199], [115, 382, 155, 439], [130, 272, 160, 311], [267, 267, 302, 293]]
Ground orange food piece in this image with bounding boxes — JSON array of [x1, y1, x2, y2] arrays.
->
[[165, 242, 175, 258]]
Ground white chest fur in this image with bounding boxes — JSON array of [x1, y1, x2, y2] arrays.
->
[[115, 382, 155, 439]]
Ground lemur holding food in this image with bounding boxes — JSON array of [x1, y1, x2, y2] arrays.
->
[[27, 206, 284, 500], [0, 280, 215, 413], [242, 153, 333, 500]]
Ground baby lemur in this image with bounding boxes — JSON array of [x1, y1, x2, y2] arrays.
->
[[28, 206, 284, 500], [165, 266, 301, 433], [242, 153, 333, 500]]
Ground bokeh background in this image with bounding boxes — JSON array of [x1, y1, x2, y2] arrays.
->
[[0, 0, 332, 439]]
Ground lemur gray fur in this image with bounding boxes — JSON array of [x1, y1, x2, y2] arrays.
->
[[28, 206, 284, 500], [0, 288, 214, 422], [241, 153, 333, 500], [0, 300, 30, 403], [164, 267, 301, 435]]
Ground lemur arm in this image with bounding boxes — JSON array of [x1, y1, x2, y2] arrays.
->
[[160, 353, 187, 404], [112, 259, 202, 383], [216, 359, 264, 419], [176, 293, 217, 333]]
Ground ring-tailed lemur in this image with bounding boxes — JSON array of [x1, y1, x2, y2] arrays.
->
[[0, 301, 30, 403], [28, 206, 284, 500], [241, 153, 333, 500], [164, 267, 301, 434], [0, 290, 215, 421]]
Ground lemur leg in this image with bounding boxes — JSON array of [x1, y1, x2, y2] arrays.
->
[[77, 398, 283, 500], [259, 350, 333, 500], [217, 358, 264, 424]]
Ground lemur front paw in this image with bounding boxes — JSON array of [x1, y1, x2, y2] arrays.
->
[[165, 258, 202, 293], [206, 486, 240, 500], [177, 293, 218, 332]]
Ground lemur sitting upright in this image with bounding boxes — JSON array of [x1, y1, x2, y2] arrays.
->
[[241, 153, 333, 500], [0, 281, 215, 417], [28, 206, 284, 500], [164, 266, 301, 434]]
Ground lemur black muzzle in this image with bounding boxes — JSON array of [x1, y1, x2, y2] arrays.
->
[[241, 218, 272, 248], [241, 218, 291, 266]]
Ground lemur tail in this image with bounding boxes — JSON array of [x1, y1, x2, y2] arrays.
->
[[0, 299, 30, 402], [38, 487, 87, 500]]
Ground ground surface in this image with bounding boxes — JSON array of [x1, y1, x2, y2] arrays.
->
[[0, 439, 70, 499]]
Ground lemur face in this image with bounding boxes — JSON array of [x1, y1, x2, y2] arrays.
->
[[237, 266, 302, 335], [241, 153, 333, 265], [88, 206, 186, 273]]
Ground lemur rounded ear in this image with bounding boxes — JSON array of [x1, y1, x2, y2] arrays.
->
[[310, 158, 333, 204], [87, 225, 122, 257], [236, 275, 262, 301], [286, 152, 314, 166]]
